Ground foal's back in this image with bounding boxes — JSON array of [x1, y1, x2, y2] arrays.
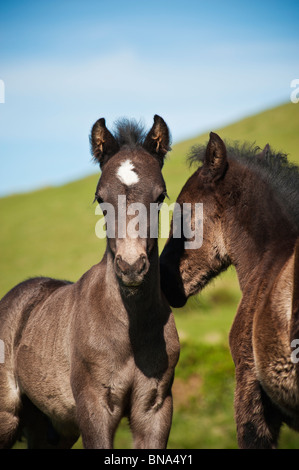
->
[[0, 276, 72, 367]]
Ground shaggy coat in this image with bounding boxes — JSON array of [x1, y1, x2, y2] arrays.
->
[[160, 132, 299, 448]]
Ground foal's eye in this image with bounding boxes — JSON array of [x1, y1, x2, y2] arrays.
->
[[156, 191, 168, 204]]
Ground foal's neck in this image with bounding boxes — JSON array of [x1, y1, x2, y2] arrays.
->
[[224, 173, 297, 292]]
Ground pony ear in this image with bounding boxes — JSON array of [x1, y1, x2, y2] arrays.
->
[[257, 143, 270, 159], [204, 132, 227, 181], [143, 115, 171, 167], [90, 118, 120, 168]]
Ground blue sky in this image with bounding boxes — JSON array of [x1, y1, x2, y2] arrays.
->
[[0, 0, 298, 196]]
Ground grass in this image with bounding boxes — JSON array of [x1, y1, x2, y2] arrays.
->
[[2, 101, 299, 448]]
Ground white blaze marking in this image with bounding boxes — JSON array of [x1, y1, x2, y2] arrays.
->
[[117, 160, 139, 186]]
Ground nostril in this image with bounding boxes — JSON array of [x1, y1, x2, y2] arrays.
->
[[116, 255, 126, 273], [137, 255, 147, 274], [116, 255, 122, 266]]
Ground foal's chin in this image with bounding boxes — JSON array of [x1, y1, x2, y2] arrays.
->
[[117, 273, 145, 289]]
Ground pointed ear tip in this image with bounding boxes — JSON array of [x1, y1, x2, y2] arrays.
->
[[91, 118, 107, 137], [92, 118, 106, 129], [153, 114, 163, 122], [209, 131, 221, 140]]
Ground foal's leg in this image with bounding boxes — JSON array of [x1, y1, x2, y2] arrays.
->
[[234, 366, 282, 449], [230, 299, 283, 449], [0, 411, 20, 448], [130, 392, 173, 449], [74, 388, 124, 449], [0, 373, 21, 448], [0, 395, 20, 448]]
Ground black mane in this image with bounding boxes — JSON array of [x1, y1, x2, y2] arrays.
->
[[188, 140, 299, 231], [113, 118, 146, 148]]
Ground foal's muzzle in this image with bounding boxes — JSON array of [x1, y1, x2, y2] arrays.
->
[[115, 253, 149, 286]]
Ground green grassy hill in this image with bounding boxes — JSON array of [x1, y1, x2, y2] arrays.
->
[[1, 101, 299, 448]]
